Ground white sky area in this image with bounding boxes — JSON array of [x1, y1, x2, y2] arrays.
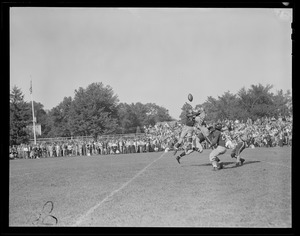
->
[[10, 7, 292, 120]]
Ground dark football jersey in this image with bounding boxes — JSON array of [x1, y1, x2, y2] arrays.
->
[[210, 129, 226, 148]]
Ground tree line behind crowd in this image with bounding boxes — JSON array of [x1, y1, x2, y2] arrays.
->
[[10, 82, 292, 146]]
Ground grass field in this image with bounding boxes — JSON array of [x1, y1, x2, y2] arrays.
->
[[9, 146, 292, 227]]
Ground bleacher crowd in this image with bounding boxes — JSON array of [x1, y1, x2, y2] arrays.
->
[[9, 115, 292, 159]]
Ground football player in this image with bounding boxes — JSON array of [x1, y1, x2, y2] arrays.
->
[[175, 131, 205, 164], [208, 123, 227, 171], [173, 109, 200, 156], [194, 107, 210, 138], [230, 132, 249, 166], [175, 126, 215, 164]]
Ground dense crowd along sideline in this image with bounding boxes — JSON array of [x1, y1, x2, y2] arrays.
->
[[9, 115, 292, 159]]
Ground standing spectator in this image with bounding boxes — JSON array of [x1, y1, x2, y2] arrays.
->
[[63, 143, 67, 157], [67, 143, 72, 156], [74, 143, 78, 156], [34, 146, 39, 159], [90, 142, 93, 156], [95, 142, 100, 155], [52, 144, 55, 157], [288, 132, 292, 146], [86, 143, 90, 156], [284, 128, 289, 146], [126, 139, 131, 153], [72, 142, 75, 155], [91, 142, 95, 155], [78, 142, 83, 156], [54, 143, 59, 157], [138, 139, 144, 153], [127, 138, 132, 154], [130, 139, 135, 153], [48, 143, 53, 157], [98, 140, 103, 155], [16, 145, 22, 159], [26, 144, 30, 158], [42, 144, 47, 158], [119, 139, 124, 154], [104, 140, 109, 155], [107, 140, 112, 154], [37, 145, 42, 158], [82, 142, 87, 156], [60, 143, 64, 156], [103, 139, 108, 155], [9, 146, 15, 159], [134, 139, 139, 153], [122, 139, 127, 154], [23, 144, 28, 159], [278, 131, 284, 147], [112, 140, 117, 154], [150, 138, 155, 152], [29, 147, 34, 159], [266, 134, 272, 148], [146, 139, 151, 152]]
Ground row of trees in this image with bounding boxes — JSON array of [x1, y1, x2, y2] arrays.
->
[[10, 82, 292, 145], [10, 82, 173, 145], [180, 84, 292, 124]]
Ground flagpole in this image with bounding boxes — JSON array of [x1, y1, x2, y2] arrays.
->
[[30, 79, 37, 145]]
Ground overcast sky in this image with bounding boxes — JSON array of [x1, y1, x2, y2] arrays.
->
[[10, 7, 292, 120]]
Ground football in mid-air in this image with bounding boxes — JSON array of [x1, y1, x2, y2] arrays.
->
[[188, 93, 193, 102]]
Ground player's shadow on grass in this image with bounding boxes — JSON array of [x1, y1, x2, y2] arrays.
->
[[189, 160, 260, 168], [189, 163, 212, 167], [223, 160, 261, 169]]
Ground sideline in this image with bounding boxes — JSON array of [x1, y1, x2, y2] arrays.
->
[[72, 152, 166, 226]]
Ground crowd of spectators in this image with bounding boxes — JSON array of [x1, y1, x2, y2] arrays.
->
[[9, 135, 169, 160], [220, 115, 292, 149], [9, 115, 292, 159]]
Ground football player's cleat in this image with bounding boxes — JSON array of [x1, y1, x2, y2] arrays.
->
[[236, 158, 245, 166], [212, 166, 222, 171], [212, 162, 223, 171], [176, 156, 181, 164], [218, 162, 224, 169]]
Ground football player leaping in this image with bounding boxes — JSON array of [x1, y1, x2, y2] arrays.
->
[[175, 125, 215, 164], [175, 130, 205, 164], [193, 107, 214, 147], [194, 107, 210, 138], [173, 108, 202, 156]]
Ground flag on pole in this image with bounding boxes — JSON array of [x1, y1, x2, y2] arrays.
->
[[30, 80, 32, 94]]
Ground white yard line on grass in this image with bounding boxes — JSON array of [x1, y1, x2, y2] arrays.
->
[[72, 152, 166, 226]]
